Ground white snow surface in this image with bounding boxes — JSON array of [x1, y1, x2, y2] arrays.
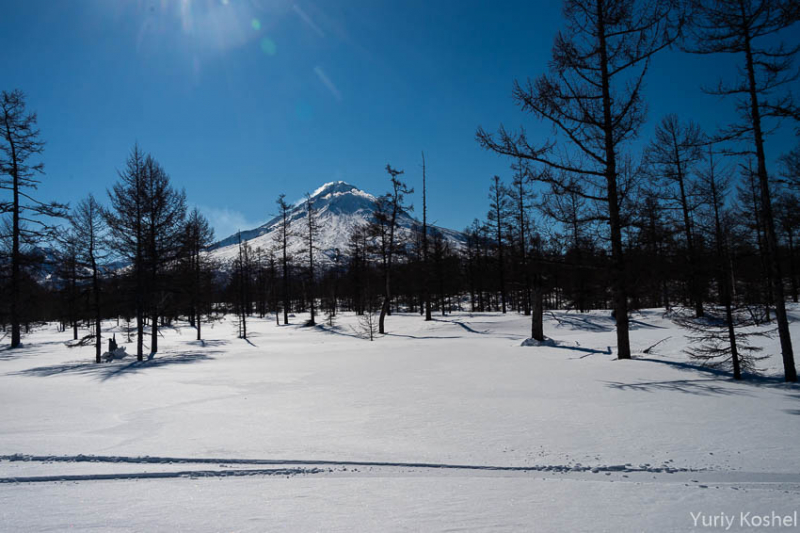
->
[[1, 307, 799, 531], [208, 181, 465, 264]]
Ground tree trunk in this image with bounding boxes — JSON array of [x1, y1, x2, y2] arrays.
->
[[744, 32, 796, 382], [710, 165, 741, 380], [10, 146, 21, 348], [94, 252, 101, 364], [788, 232, 798, 303], [151, 309, 158, 354], [379, 245, 392, 334], [378, 295, 390, 335], [195, 246, 201, 341], [598, 0, 631, 359], [282, 256, 289, 325], [724, 298, 741, 380], [517, 176, 531, 316], [136, 306, 144, 361], [308, 246, 315, 326], [678, 171, 703, 318], [422, 152, 432, 321], [497, 225, 507, 314], [531, 276, 544, 341]]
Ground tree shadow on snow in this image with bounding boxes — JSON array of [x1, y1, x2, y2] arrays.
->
[[312, 323, 362, 340], [0, 346, 28, 361], [605, 357, 798, 396], [313, 321, 470, 341], [187, 339, 229, 348], [628, 319, 667, 330], [523, 337, 612, 356], [555, 343, 613, 358], [9, 351, 217, 382], [605, 378, 749, 396], [1, 339, 110, 361], [549, 313, 614, 332], [635, 357, 795, 386], [548, 312, 665, 333], [431, 318, 530, 341], [384, 332, 462, 340], [432, 318, 489, 335]]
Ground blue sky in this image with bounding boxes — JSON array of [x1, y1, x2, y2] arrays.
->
[[2, 0, 798, 240]]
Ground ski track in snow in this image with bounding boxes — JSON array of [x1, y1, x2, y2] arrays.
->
[[3, 455, 800, 497], [0, 453, 698, 473], [5, 453, 800, 491], [0, 467, 323, 484]]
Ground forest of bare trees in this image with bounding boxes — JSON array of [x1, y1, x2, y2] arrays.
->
[[1, 0, 798, 382]]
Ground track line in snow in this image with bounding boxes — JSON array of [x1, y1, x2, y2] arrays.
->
[[2, 455, 800, 489], [0, 453, 696, 475], [0, 467, 323, 484]]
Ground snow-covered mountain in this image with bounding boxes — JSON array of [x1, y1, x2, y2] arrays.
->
[[209, 181, 465, 263]]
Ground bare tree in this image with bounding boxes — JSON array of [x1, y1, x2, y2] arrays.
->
[[674, 153, 771, 381], [183, 208, 215, 341], [357, 307, 378, 341], [697, 148, 746, 378], [106, 147, 185, 359], [508, 167, 535, 316], [347, 225, 370, 315], [275, 194, 292, 325], [234, 232, 251, 339], [421, 152, 432, 321], [71, 195, 108, 363], [142, 156, 186, 354], [264, 246, 280, 325], [774, 191, 799, 302], [540, 175, 594, 313], [0, 89, 67, 348], [646, 114, 705, 317], [736, 159, 773, 320], [675, 309, 770, 377], [303, 192, 320, 326], [374, 164, 413, 334], [478, 0, 682, 358], [688, 0, 799, 381], [105, 146, 147, 360], [487, 176, 510, 314], [54, 228, 80, 341]]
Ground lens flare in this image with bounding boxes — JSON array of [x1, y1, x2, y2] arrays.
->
[[260, 37, 277, 56], [314, 66, 342, 101], [251, 18, 261, 31]]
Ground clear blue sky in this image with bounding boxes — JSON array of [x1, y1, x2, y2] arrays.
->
[[1, 0, 797, 240]]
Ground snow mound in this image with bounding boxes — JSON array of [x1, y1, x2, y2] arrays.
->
[[102, 347, 127, 362], [521, 337, 557, 347]]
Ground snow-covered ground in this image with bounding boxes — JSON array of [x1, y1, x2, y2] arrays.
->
[[1, 308, 798, 532]]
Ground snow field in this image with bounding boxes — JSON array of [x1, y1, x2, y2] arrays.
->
[[0, 308, 798, 531]]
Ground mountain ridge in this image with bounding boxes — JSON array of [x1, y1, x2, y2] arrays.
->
[[209, 181, 466, 263]]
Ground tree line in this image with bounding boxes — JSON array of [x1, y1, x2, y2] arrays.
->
[[1, 0, 798, 382]]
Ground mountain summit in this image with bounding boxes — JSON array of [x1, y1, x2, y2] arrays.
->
[[209, 181, 465, 263]]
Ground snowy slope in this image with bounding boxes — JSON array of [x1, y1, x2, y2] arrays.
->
[[1, 307, 799, 531], [208, 181, 466, 264]]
